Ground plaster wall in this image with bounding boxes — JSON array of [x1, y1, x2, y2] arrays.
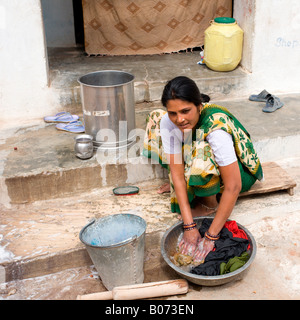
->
[[0, 0, 58, 124], [0, 0, 300, 124], [233, 0, 256, 73], [234, 0, 300, 94]]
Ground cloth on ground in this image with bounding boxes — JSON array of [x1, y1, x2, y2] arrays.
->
[[220, 252, 250, 275], [190, 219, 250, 276]]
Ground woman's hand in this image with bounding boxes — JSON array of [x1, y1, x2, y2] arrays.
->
[[193, 237, 215, 263], [179, 228, 201, 256]]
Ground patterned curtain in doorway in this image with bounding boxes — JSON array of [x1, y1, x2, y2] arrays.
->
[[82, 0, 232, 55]]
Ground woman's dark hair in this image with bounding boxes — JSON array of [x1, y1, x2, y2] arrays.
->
[[161, 76, 210, 107]]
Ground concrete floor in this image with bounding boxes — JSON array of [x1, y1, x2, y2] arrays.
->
[[0, 156, 299, 300], [0, 49, 300, 300], [0, 120, 299, 300]]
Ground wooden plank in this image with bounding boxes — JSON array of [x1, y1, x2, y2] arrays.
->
[[239, 162, 297, 197]]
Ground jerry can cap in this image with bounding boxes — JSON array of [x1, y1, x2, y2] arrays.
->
[[214, 17, 236, 24]]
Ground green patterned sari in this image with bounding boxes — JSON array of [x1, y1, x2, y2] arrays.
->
[[143, 104, 263, 213]]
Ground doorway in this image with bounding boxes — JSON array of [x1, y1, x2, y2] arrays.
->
[[73, 0, 84, 46], [41, 0, 82, 48]]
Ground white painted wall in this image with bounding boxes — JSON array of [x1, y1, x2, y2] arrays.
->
[[234, 0, 300, 94], [252, 0, 300, 93], [0, 0, 58, 124], [233, 0, 256, 73], [0, 0, 299, 125]]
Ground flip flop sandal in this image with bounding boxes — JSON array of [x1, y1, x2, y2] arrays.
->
[[55, 120, 85, 133], [262, 96, 284, 113], [249, 89, 272, 102], [44, 112, 79, 123]]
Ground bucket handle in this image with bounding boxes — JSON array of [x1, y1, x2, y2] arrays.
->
[[112, 235, 137, 247]]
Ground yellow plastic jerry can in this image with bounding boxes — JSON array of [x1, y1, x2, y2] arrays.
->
[[204, 17, 244, 72]]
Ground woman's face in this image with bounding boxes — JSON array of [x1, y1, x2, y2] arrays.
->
[[166, 99, 201, 132]]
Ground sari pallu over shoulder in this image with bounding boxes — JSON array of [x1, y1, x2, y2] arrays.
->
[[198, 104, 263, 182]]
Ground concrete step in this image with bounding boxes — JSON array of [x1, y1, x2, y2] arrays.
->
[[0, 118, 167, 205], [1, 48, 300, 298], [1, 157, 300, 300], [1, 94, 300, 206], [0, 180, 176, 283], [48, 47, 249, 113]]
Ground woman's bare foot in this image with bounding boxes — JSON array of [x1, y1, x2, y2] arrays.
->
[[191, 202, 218, 217], [157, 182, 170, 194], [177, 202, 218, 220]]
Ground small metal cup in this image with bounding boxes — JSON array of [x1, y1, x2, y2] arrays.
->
[[74, 134, 94, 159]]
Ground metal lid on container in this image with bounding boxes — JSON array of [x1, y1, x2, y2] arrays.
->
[[113, 186, 139, 196], [214, 17, 236, 24]]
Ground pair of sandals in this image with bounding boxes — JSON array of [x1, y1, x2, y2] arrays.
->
[[44, 112, 85, 133], [249, 89, 284, 113]]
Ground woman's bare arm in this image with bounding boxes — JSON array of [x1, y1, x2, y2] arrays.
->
[[168, 153, 193, 224], [208, 161, 242, 236], [193, 161, 242, 262], [168, 153, 201, 253]]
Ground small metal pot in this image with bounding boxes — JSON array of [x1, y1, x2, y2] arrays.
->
[[74, 134, 94, 159]]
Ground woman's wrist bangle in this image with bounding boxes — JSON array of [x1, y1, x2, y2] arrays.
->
[[182, 221, 197, 231], [183, 222, 196, 227], [183, 222, 196, 229], [184, 225, 197, 231], [204, 231, 220, 241]]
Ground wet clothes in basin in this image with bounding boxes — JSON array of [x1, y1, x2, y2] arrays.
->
[[190, 219, 250, 276]]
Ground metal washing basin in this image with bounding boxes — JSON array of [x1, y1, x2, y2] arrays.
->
[[161, 217, 256, 286]]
